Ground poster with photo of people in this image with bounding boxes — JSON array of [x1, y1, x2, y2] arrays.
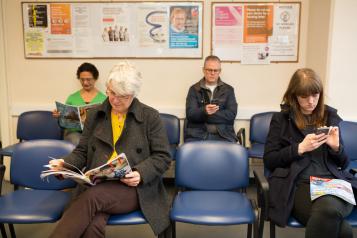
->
[[22, 1, 203, 58]]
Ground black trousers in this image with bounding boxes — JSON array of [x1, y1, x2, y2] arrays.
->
[[292, 182, 354, 238], [50, 181, 139, 238]]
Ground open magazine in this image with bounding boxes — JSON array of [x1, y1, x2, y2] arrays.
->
[[55, 101, 101, 130], [41, 153, 132, 186], [310, 176, 356, 205]]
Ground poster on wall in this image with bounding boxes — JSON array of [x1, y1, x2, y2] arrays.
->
[[22, 1, 203, 58], [212, 2, 300, 63]]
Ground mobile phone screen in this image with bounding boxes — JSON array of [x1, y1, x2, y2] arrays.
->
[[316, 127, 330, 135], [210, 99, 219, 105]]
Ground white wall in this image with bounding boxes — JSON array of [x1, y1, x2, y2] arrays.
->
[[306, 0, 331, 82], [325, 0, 357, 121], [1, 0, 310, 146]]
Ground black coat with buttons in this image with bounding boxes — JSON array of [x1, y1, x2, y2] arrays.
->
[[264, 105, 357, 227], [63, 98, 172, 235]]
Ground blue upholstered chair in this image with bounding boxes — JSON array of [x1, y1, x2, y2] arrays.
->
[[160, 113, 180, 159], [106, 123, 171, 238], [340, 120, 357, 171], [238, 112, 275, 159], [108, 210, 172, 238], [0, 140, 75, 238], [107, 113, 177, 237], [254, 119, 357, 238], [170, 141, 258, 238], [0, 111, 63, 164], [255, 167, 357, 238]]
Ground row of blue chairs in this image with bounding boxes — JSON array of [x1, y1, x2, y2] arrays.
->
[[0, 111, 181, 164], [0, 140, 258, 238]]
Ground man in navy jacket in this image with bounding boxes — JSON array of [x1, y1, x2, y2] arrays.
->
[[185, 55, 238, 142]]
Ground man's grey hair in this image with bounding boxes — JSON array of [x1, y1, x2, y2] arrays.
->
[[106, 61, 142, 97]]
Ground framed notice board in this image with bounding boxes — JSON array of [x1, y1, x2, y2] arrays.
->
[[22, 1, 203, 58], [211, 2, 301, 63]]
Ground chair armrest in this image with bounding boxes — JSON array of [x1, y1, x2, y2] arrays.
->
[[237, 128, 246, 147], [0, 165, 5, 195], [253, 169, 269, 220]]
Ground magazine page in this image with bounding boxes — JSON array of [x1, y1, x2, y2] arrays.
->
[[310, 176, 356, 205], [41, 153, 131, 186], [41, 169, 93, 185], [77, 103, 101, 130], [55, 101, 82, 130], [85, 153, 132, 181]]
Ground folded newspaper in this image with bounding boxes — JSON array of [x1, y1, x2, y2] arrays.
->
[[55, 101, 101, 130], [41, 153, 132, 186], [310, 176, 356, 205]]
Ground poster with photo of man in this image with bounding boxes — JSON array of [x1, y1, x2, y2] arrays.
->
[[169, 6, 198, 48]]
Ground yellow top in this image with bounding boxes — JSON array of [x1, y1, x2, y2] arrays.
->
[[108, 112, 126, 162]]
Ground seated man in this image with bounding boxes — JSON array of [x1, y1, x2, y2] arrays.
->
[[185, 55, 238, 142]]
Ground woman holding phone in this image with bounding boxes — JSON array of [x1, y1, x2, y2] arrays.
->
[[264, 68, 357, 238]]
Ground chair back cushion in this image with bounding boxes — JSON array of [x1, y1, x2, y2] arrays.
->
[[340, 121, 357, 161], [250, 112, 275, 144], [17, 111, 62, 140], [175, 141, 249, 190], [160, 113, 180, 145], [11, 139, 76, 189]]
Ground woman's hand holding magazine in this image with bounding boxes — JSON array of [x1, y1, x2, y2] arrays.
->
[[41, 153, 132, 186]]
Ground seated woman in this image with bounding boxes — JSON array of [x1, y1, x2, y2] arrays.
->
[[49, 62, 172, 238], [53, 62, 107, 145], [264, 68, 357, 238]]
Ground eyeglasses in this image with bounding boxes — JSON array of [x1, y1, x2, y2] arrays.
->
[[106, 89, 131, 100], [204, 68, 221, 74], [79, 77, 95, 82]]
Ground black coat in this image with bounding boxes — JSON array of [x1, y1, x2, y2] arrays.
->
[[264, 105, 357, 227], [63, 98, 172, 235], [185, 78, 238, 142]]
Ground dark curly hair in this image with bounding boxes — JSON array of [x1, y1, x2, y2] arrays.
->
[[76, 62, 99, 80]]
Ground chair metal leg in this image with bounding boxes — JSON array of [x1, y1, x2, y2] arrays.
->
[[0, 224, 7, 238], [171, 221, 176, 238], [258, 210, 265, 238], [8, 224, 15, 238], [270, 221, 276, 238], [158, 223, 172, 238], [253, 218, 259, 238], [247, 224, 252, 238]]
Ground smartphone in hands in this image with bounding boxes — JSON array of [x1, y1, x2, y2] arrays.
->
[[316, 126, 331, 135], [210, 99, 219, 105]]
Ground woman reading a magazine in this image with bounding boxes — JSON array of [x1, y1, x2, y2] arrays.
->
[[49, 62, 171, 238], [52, 62, 107, 145], [264, 68, 357, 238]]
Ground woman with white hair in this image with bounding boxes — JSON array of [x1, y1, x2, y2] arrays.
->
[[49, 62, 172, 238]]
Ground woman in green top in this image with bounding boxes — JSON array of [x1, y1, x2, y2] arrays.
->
[[53, 62, 107, 145]]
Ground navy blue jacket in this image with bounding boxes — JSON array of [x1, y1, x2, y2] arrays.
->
[[185, 78, 238, 142], [264, 105, 357, 227]]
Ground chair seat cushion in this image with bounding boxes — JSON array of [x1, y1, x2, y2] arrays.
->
[[248, 143, 264, 159], [0, 189, 70, 223], [107, 210, 147, 225], [346, 207, 357, 226], [0, 144, 19, 157], [170, 191, 255, 225], [288, 207, 357, 228]]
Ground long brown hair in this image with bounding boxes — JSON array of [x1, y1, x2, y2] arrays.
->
[[282, 68, 326, 129]]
